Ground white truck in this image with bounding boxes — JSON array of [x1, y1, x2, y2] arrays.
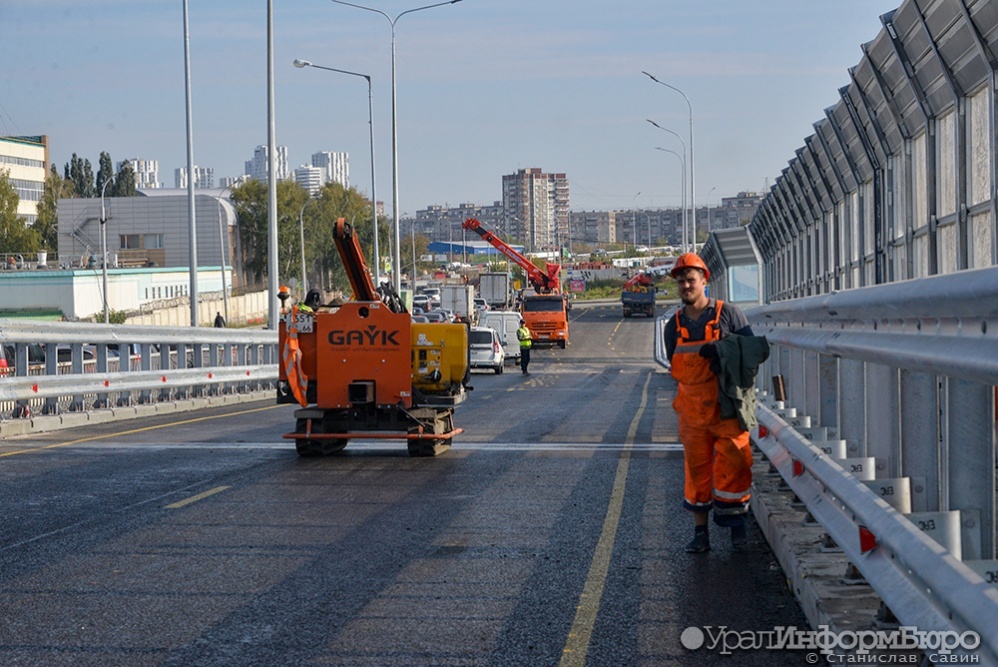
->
[[440, 284, 476, 322], [479, 272, 511, 309]]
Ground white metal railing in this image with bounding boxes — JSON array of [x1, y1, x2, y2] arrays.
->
[[0, 320, 278, 417], [746, 267, 998, 665]]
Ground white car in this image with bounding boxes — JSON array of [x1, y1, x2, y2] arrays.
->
[[468, 326, 505, 374]]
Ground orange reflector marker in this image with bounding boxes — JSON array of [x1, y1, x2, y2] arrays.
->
[[104, 380, 110, 387], [161, 376, 167, 382], [859, 525, 877, 554], [32, 384, 39, 393], [207, 373, 214, 379]]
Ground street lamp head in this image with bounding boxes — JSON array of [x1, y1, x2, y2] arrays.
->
[[641, 70, 659, 83], [293, 59, 311, 68]]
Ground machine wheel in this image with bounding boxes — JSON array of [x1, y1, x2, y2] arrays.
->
[[294, 418, 348, 457], [558, 340, 567, 349], [407, 411, 453, 457]]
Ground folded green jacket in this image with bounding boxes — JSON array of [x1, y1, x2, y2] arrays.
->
[[712, 333, 771, 431]]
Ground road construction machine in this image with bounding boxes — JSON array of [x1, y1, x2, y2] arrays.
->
[[461, 218, 569, 349], [277, 218, 471, 457]]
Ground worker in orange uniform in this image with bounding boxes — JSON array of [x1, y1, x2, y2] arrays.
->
[[664, 253, 758, 553]]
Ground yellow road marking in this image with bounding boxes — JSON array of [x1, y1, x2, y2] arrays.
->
[[0, 404, 284, 458], [165, 485, 231, 509], [559, 373, 652, 667]]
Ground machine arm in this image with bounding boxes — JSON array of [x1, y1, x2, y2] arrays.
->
[[461, 218, 560, 293], [334, 218, 379, 302]]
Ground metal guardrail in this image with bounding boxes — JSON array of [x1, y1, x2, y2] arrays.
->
[[746, 267, 998, 665], [0, 320, 279, 417]]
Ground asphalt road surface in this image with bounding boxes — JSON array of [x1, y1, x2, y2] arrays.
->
[[0, 304, 811, 666]]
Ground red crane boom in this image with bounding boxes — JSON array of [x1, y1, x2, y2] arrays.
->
[[461, 218, 561, 293]]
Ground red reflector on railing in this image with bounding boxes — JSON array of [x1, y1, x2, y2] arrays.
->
[[859, 525, 877, 554], [758, 425, 769, 438], [793, 459, 804, 477]]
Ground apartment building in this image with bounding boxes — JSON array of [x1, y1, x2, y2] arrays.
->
[[501, 167, 569, 251], [0, 135, 47, 224]]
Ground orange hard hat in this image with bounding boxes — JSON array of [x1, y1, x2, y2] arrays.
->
[[670, 253, 710, 281]]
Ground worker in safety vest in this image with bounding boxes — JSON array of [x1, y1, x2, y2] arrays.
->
[[663, 253, 755, 553], [299, 289, 321, 313], [516, 318, 533, 376]]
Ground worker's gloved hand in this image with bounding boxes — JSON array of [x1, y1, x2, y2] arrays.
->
[[699, 343, 721, 374]]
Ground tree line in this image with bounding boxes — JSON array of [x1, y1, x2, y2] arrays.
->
[[1, 157, 397, 298]]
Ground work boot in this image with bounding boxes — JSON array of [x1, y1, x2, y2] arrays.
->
[[685, 527, 710, 553], [730, 523, 747, 551]]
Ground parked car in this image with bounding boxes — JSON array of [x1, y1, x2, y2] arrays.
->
[[468, 326, 505, 374], [474, 297, 489, 313], [412, 294, 430, 310]]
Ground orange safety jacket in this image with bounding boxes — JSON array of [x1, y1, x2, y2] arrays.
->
[[670, 301, 753, 515]]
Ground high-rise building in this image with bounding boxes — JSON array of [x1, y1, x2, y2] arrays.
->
[[120, 158, 161, 189], [244, 145, 289, 182], [0, 135, 47, 224], [311, 151, 349, 188], [294, 165, 324, 196], [501, 168, 569, 251], [175, 165, 214, 189]]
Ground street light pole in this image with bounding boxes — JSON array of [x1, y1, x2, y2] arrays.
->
[[706, 186, 717, 235], [183, 0, 199, 326], [99, 179, 111, 324], [646, 119, 688, 250], [631, 191, 641, 249], [654, 147, 686, 252], [293, 59, 380, 285], [329, 0, 463, 295], [298, 198, 315, 296], [214, 187, 232, 324], [643, 72, 695, 251]]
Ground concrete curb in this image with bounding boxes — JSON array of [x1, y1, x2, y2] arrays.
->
[[750, 453, 883, 632], [0, 390, 276, 439]]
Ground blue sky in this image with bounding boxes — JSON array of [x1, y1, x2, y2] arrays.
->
[[3, 0, 900, 214]]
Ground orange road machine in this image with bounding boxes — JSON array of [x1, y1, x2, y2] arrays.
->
[[278, 218, 471, 456]]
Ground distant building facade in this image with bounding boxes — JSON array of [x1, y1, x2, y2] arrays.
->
[[414, 202, 505, 245], [501, 168, 569, 251], [244, 145, 290, 182], [569, 210, 616, 245], [121, 158, 161, 190], [293, 165, 324, 196], [56, 189, 245, 287], [311, 151, 349, 188], [0, 135, 48, 224], [175, 165, 215, 189]]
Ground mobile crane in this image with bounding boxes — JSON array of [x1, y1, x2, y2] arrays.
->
[[461, 218, 569, 349], [621, 272, 656, 318], [277, 218, 471, 457]]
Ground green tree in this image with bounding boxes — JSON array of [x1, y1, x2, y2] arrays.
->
[[232, 179, 385, 295], [34, 164, 74, 251], [64, 153, 95, 198], [96, 151, 114, 196], [0, 169, 41, 254], [112, 162, 136, 196]]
